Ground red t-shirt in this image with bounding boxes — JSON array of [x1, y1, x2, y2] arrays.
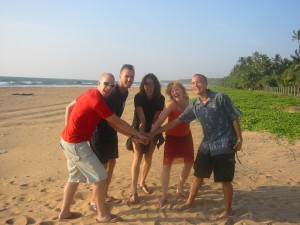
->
[[62, 89, 113, 143]]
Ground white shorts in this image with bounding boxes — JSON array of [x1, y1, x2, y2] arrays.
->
[[60, 139, 107, 183]]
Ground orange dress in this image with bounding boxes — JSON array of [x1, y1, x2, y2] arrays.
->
[[163, 108, 194, 165]]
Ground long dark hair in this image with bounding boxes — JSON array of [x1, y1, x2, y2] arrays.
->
[[139, 73, 161, 99]]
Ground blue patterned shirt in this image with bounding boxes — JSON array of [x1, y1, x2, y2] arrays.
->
[[179, 89, 242, 156]]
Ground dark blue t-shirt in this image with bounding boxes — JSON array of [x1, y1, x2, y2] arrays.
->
[[94, 84, 128, 139]]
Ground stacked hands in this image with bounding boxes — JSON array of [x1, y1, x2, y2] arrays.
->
[[130, 130, 159, 145], [132, 131, 242, 152]]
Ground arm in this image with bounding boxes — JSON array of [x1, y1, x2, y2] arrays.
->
[[108, 121, 144, 144], [108, 120, 131, 136], [233, 119, 243, 151], [106, 114, 149, 143], [65, 100, 76, 125], [135, 106, 146, 132], [151, 101, 175, 132], [151, 118, 182, 137]]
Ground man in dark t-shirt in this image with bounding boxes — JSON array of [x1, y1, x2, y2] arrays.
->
[[89, 64, 135, 206]]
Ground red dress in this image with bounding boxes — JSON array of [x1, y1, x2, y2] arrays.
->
[[163, 108, 194, 165]]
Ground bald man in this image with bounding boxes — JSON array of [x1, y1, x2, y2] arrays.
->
[[59, 73, 147, 223]]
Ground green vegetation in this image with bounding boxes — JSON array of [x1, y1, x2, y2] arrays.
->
[[193, 86, 300, 143], [221, 29, 300, 90]]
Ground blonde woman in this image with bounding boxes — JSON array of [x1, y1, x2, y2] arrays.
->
[[151, 81, 194, 207]]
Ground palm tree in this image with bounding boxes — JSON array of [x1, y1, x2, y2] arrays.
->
[[291, 50, 300, 70], [292, 29, 300, 53]]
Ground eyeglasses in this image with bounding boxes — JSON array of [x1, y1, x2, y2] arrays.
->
[[101, 81, 115, 88], [121, 64, 135, 71]]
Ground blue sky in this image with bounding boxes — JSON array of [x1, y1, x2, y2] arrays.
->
[[0, 0, 299, 81]]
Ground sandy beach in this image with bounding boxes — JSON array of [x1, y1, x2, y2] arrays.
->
[[0, 86, 300, 225]]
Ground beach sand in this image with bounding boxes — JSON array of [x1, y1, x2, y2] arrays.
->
[[0, 87, 300, 225]]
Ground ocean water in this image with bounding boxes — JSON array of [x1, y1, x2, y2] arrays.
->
[[0, 76, 140, 87]]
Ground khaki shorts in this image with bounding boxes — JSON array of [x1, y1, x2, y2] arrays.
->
[[60, 139, 107, 183]]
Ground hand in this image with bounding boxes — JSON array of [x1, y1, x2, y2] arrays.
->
[[234, 139, 242, 151], [149, 129, 159, 139], [131, 136, 146, 145], [133, 132, 150, 145]]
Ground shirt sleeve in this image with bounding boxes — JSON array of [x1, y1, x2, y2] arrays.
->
[[157, 95, 165, 111], [134, 93, 143, 108], [94, 92, 113, 119], [219, 93, 242, 121], [179, 103, 196, 123]]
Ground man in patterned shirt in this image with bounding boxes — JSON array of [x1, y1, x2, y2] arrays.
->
[[151, 74, 243, 220]]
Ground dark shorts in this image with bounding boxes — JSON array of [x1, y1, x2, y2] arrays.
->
[[194, 151, 235, 182], [90, 135, 118, 164]]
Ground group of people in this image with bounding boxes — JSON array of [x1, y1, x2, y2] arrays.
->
[[58, 64, 243, 223]]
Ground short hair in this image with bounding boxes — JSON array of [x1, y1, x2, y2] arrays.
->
[[165, 81, 188, 100], [193, 74, 207, 83], [120, 64, 135, 72]]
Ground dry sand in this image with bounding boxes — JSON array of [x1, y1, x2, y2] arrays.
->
[[0, 87, 299, 225]]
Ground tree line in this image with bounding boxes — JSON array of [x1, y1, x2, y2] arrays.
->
[[220, 29, 300, 90]]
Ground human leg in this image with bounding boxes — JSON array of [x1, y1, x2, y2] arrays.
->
[[93, 180, 122, 222], [92, 181, 112, 220], [89, 162, 108, 208], [214, 182, 234, 219], [91, 135, 120, 204], [130, 145, 143, 202], [176, 161, 193, 197], [105, 159, 116, 196], [139, 142, 155, 193], [59, 140, 86, 219], [212, 153, 235, 219], [175, 150, 212, 211], [59, 182, 80, 220], [104, 159, 122, 204], [175, 176, 204, 211], [156, 165, 171, 207], [223, 182, 234, 212]]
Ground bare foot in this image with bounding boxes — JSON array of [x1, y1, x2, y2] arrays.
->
[[96, 214, 122, 223], [214, 210, 234, 220], [58, 212, 82, 220], [176, 190, 189, 198], [156, 197, 168, 208], [174, 203, 191, 211], [129, 193, 139, 204], [139, 184, 153, 194]]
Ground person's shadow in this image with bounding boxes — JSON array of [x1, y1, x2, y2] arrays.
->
[[122, 184, 300, 224]]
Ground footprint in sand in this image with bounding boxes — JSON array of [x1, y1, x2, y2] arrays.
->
[[5, 216, 36, 225]]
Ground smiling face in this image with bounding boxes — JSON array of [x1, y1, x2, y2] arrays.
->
[[119, 67, 135, 91], [170, 84, 184, 102], [165, 81, 187, 103], [191, 74, 208, 96], [97, 73, 115, 97], [143, 78, 155, 99]]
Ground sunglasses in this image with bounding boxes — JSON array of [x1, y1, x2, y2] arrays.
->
[[101, 81, 115, 88]]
